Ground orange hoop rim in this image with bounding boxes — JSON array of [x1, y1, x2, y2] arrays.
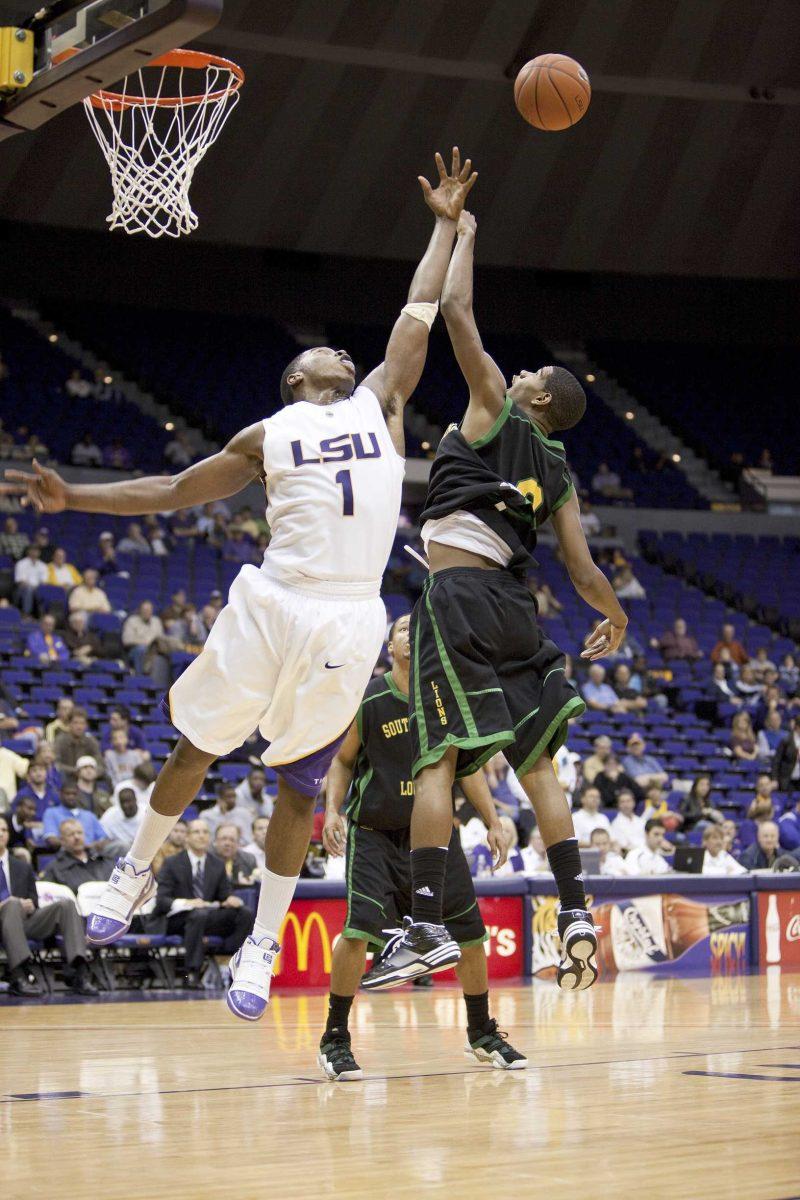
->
[[88, 48, 244, 111]]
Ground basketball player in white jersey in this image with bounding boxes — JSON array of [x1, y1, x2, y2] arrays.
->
[[2, 148, 477, 1021]]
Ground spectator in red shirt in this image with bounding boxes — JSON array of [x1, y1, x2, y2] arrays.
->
[[711, 623, 749, 667], [653, 618, 702, 662]]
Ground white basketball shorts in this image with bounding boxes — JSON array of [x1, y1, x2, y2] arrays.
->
[[167, 565, 387, 794]]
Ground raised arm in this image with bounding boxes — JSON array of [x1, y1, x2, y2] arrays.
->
[[322, 719, 361, 857], [1, 423, 265, 516], [441, 211, 507, 443], [362, 148, 477, 451], [550, 491, 628, 660]]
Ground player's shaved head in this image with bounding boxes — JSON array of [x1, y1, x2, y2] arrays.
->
[[280, 352, 306, 405], [280, 346, 356, 406], [544, 366, 586, 431]]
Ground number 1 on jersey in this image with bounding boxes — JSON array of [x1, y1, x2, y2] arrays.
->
[[335, 469, 355, 516]]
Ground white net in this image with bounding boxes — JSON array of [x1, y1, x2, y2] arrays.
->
[[83, 53, 243, 239]]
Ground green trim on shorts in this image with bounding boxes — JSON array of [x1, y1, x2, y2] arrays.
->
[[342, 926, 386, 948], [345, 820, 357, 930], [412, 603, 429, 757], [465, 687, 504, 697], [412, 730, 515, 778], [515, 695, 586, 778], [468, 395, 513, 449], [444, 898, 479, 923], [350, 888, 387, 917], [424, 588, 479, 737], [457, 933, 489, 949]]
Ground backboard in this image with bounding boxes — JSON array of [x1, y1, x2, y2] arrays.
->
[[0, 0, 222, 140]]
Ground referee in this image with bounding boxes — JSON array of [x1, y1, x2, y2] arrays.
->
[[318, 615, 526, 1080]]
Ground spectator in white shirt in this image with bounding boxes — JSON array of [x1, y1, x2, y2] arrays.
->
[[202, 782, 254, 844], [701, 824, 747, 877], [579, 500, 601, 536], [64, 370, 93, 399], [234, 768, 275, 819], [241, 815, 268, 873], [99, 787, 143, 855], [110, 761, 156, 809], [623, 819, 672, 876], [554, 744, 580, 806], [13, 545, 48, 614], [590, 828, 626, 876], [521, 826, 550, 875], [71, 434, 103, 467], [610, 790, 646, 852], [572, 787, 612, 847]]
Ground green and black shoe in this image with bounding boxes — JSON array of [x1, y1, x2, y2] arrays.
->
[[465, 1019, 528, 1071], [318, 1030, 363, 1081]]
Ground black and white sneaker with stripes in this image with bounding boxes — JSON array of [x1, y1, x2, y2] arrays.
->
[[556, 908, 598, 991], [318, 1031, 363, 1081], [360, 916, 461, 991], [465, 1020, 528, 1070]]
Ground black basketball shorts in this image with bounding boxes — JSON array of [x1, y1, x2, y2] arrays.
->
[[409, 566, 585, 779]]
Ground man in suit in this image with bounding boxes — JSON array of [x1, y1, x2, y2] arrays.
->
[[0, 814, 97, 997], [213, 823, 258, 887], [773, 717, 800, 794], [154, 819, 253, 988]]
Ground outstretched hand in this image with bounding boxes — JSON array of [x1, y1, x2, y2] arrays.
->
[[418, 147, 477, 221], [0, 459, 68, 513]]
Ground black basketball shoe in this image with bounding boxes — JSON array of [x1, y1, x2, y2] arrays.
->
[[360, 916, 461, 991], [318, 1031, 363, 1081], [556, 908, 598, 991], [465, 1020, 528, 1070]]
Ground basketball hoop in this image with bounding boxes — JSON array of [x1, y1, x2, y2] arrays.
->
[[83, 48, 244, 239]]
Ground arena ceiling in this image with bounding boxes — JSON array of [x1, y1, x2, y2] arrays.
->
[[0, 0, 797, 277]]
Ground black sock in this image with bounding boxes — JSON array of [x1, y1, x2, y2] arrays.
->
[[410, 846, 448, 924], [464, 990, 491, 1034], [546, 836, 587, 912], [325, 993, 354, 1037]]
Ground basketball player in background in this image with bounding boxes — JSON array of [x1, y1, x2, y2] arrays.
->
[[1, 149, 477, 1023], [362, 211, 628, 993], [319, 615, 526, 1080]]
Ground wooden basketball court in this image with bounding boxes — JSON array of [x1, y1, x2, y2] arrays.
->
[[2, 971, 799, 1199]]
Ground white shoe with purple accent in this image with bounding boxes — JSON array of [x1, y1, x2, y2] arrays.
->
[[227, 935, 280, 1022], [86, 858, 157, 946]]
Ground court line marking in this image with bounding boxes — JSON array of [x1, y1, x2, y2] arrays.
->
[[3, 1044, 799, 1104], [683, 1070, 800, 1083]]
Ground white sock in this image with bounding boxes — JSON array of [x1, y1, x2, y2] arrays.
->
[[126, 806, 182, 871], [253, 866, 300, 944]]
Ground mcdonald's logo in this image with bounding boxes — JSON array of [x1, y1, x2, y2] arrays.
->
[[275, 910, 334, 977]]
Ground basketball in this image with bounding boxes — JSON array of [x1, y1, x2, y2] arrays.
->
[[514, 53, 591, 131]]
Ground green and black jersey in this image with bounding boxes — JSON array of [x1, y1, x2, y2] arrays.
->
[[346, 673, 414, 831], [421, 395, 574, 574]]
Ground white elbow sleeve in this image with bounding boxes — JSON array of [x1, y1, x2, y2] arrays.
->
[[401, 300, 439, 330]]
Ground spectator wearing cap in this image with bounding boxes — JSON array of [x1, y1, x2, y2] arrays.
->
[[711, 623, 749, 667], [654, 618, 702, 662], [63, 610, 103, 665], [738, 821, 799, 871], [71, 433, 103, 467], [26, 614, 69, 666], [622, 819, 672, 876], [13, 544, 48, 614], [68, 567, 111, 614], [41, 784, 109, 852], [100, 787, 143, 856], [583, 735, 614, 785], [581, 664, 626, 713], [622, 733, 668, 790], [701, 825, 747, 877], [45, 547, 82, 589], [54, 709, 103, 781], [0, 515, 29, 561], [773, 716, 800, 793], [75, 756, 110, 813]]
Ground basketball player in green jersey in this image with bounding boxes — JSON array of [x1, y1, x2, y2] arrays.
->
[[363, 211, 628, 993], [318, 615, 527, 1080]]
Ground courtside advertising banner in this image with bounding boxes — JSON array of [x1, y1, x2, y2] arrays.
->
[[758, 890, 800, 969], [530, 893, 750, 978]]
